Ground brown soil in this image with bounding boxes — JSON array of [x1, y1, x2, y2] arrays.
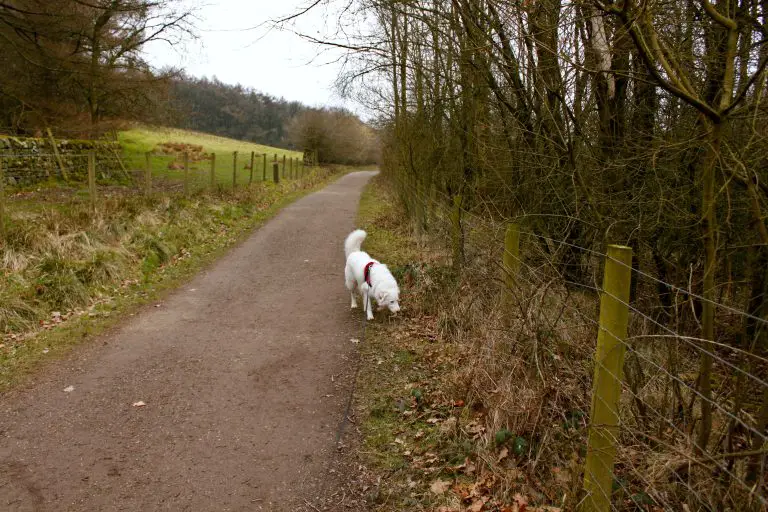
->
[[0, 171, 378, 511]]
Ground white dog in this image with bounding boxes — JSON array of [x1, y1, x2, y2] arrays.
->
[[344, 229, 401, 320]]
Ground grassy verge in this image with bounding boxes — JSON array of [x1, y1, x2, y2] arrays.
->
[[0, 165, 348, 392], [353, 175, 564, 512]]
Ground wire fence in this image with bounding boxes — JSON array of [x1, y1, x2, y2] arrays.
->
[[385, 169, 767, 511], [0, 148, 308, 242], [0, 149, 305, 190]]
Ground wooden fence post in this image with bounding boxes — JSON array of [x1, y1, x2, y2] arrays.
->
[[273, 161, 280, 184], [273, 154, 277, 181], [210, 153, 216, 189], [249, 151, 255, 185], [503, 223, 520, 299], [289, 157, 294, 179], [0, 158, 6, 240], [282, 154, 286, 179], [451, 195, 464, 272], [232, 151, 238, 190], [144, 151, 152, 195], [183, 151, 190, 195], [579, 244, 633, 512], [47, 128, 68, 181], [262, 153, 267, 181], [88, 151, 96, 211]]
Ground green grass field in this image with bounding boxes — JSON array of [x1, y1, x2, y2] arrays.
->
[[119, 125, 304, 187]]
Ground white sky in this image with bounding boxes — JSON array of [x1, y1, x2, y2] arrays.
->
[[143, 0, 352, 111]]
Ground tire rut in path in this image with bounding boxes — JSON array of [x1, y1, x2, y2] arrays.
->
[[0, 171, 378, 511]]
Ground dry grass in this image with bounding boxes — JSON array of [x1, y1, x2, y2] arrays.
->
[[354, 174, 767, 512], [0, 165, 345, 390]]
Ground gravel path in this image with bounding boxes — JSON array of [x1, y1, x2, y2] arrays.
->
[[0, 171, 377, 511]]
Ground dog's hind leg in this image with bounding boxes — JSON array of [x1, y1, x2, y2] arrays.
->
[[345, 264, 358, 309]]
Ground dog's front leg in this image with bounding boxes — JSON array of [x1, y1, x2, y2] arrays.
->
[[365, 290, 374, 321]]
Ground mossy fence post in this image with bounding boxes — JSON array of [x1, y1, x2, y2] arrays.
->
[[87, 151, 97, 211], [232, 151, 238, 190], [579, 244, 633, 512], [290, 157, 294, 179], [47, 128, 68, 181], [210, 153, 216, 189], [273, 161, 280, 184], [144, 152, 152, 195], [262, 153, 267, 181], [0, 157, 6, 240], [249, 151, 255, 185], [282, 155, 286, 179], [503, 223, 520, 303], [183, 152, 190, 195], [451, 194, 464, 272]]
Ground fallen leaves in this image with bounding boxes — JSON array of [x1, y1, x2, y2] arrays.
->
[[454, 457, 476, 476], [430, 479, 451, 495], [465, 421, 486, 440], [467, 497, 488, 511], [440, 416, 458, 435], [354, 293, 566, 512]]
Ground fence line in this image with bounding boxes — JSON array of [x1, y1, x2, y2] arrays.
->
[[385, 168, 768, 511], [0, 149, 305, 193]]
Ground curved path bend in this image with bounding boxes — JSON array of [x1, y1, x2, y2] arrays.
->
[[1, 171, 377, 511]]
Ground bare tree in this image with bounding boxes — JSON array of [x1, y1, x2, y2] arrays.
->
[[0, 0, 195, 132]]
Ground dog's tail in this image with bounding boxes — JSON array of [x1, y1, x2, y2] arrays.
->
[[344, 229, 367, 259]]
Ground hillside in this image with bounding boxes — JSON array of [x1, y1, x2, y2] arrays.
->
[[119, 125, 304, 185]]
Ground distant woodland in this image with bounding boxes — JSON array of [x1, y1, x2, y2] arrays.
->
[[0, 1, 377, 163]]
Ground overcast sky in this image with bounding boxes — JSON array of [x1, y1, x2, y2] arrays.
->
[[143, 0, 352, 111]]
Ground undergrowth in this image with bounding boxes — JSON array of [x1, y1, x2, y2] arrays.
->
[[355, 174, 765, 512], [354, 175, 593, 512], [0, 166, 344, 390]]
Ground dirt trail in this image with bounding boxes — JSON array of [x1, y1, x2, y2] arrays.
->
[[1, 171, 377, 511]]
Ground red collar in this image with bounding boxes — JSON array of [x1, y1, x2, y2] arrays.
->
[[364, 261, 375, 286]]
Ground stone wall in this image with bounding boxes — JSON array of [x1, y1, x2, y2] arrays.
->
[[0, 137, 124, 185]]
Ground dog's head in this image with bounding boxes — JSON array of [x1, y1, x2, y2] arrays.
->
[[375, 286, 401, 314]]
